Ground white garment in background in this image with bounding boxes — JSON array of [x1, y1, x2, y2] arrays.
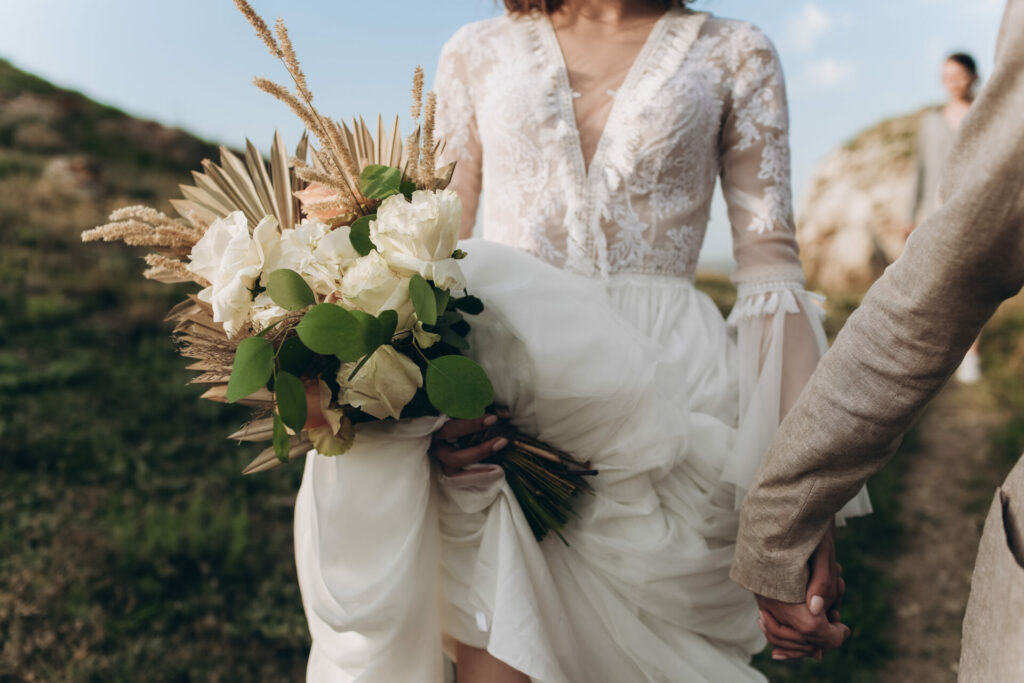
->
[[296, 8, 871, 682]]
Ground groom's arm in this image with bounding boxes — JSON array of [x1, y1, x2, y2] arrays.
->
[[732, 0, 1024, 603]]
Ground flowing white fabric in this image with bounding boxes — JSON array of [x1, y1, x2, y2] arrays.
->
[[296, 8, 870, 681], [295, 417, 445, 682], [300, 240, 767, 682]]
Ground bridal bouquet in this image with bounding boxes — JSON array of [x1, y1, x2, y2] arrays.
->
[[81, 1, 593, 542]]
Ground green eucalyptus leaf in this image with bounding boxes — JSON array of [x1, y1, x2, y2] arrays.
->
[[349, 215, 376, 256], [266, 269, 316, 311], [434, 286, 451, 314], [227, 337, 274, 403], [425, 355, 494, 419], [453, 295, 484, 315], [349, 310, 383, 356], [277, 336, 313, 376], [275, 370, 307, 434], [296, 303, 366, 361], [409, 274, 437, 326], [358, 164, 402, 200], [439, 327, 470, 351], [452, 249, 467, 260], [377, 309, 398, 344], [272, 413, 290, 463], [441, 310, 464, 326], [400, 180, 417, 200]]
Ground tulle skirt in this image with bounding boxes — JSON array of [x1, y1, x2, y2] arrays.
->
[[296, 239, 791, 682]]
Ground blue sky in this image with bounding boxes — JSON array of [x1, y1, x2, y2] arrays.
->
[[0, 0, 1006, 264]]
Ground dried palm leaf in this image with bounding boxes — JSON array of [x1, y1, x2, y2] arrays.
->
[[243, 438, 313, 475], [172, 134, 311, 230], [229, 418, 276, 443], [201, 384, 274, 408]]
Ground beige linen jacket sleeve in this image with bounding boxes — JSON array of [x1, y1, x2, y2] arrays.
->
[[731, 0, 1024, 603]]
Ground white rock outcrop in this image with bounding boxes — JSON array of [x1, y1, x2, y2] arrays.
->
[[798, 109, 930, 292]]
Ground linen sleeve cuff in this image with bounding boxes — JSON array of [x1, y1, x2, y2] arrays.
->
[[729, 544, 810, 604]]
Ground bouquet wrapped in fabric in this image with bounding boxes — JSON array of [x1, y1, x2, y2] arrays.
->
[[82, 1, 594, 542]]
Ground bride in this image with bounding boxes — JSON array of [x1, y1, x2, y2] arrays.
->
[[295, 0, 871, 681]]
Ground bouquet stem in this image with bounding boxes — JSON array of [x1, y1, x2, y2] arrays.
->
[[458, 423, 597, 545]]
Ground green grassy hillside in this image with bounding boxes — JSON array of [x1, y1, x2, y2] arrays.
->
[[0, 58, 309, 681]]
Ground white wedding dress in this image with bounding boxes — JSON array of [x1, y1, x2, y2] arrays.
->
[[294, 8, 871, 682]]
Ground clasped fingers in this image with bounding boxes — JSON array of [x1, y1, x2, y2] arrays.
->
[[760, 607, 851, 660], [429, 412, 510, 476]]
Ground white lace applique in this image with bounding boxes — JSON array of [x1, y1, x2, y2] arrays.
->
[[434, 11, 803, 289]]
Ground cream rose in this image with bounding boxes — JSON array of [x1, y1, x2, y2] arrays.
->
[[187, 211, 280, 337], [340, 251, 414, 329], [370, 189, 467, 290], [337, 345, 422, 420]]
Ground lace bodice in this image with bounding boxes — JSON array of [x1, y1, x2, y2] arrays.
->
[[434, 8, 804, 291]]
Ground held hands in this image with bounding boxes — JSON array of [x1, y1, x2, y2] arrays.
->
[[755, 523, 851, 661]]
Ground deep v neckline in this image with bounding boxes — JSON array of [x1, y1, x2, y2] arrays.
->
[[538, 8, 676, 180]]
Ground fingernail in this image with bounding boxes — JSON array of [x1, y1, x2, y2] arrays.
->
[[483, 414, 498, 426], [772, 653, 788, 661], [492, 438, 508, 452], [809, 595, 825, 616]]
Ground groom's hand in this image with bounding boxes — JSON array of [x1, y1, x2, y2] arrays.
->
[[756, 525, 850, 659]]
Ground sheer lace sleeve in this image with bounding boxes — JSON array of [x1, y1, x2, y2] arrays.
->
[[433, 30, 505, 502], [718, 28, 871, 520], [434, 30, 483, 240]]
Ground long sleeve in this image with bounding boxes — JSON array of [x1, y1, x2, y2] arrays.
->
[[732, 0, 1024, 603], [717, 30, 872, 520], [434, 30, 483, 240], [431, 31, 507, 519]]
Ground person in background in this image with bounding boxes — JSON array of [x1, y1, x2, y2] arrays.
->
[[908, 52, 982, 382]]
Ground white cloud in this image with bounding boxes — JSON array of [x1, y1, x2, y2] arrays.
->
[[804, 58, 857, 87], [787, 3, 832, 53]]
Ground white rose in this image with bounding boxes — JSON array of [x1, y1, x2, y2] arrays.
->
[[340, 251, 414, 329], [187, 211, 280, 337], [370, 189, 467, 290], [338, 345, 423, 420]]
